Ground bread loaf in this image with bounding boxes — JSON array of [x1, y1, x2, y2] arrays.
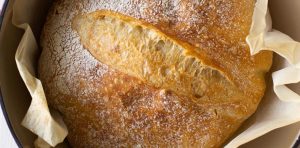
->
[[39, 0, 273, 147]]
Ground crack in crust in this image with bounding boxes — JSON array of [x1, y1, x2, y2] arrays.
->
[[72, 10, 238, 103]]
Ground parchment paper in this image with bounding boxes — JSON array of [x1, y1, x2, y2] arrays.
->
[[12, 0, 67, 147], [225, 1, 300, 147], [11, 0, 300, 147]]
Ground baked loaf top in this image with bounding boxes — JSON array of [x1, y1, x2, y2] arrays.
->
[[39, 0, 273, 147]]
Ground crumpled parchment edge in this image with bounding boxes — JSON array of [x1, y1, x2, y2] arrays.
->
[[246, 0, 300, 102], [12, 3, 68, 148], [225, 0, 300, 147]]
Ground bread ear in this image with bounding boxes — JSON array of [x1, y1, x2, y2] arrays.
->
[[73, 10, 235, 100]]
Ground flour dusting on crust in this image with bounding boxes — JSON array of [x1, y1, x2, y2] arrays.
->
[[38, 0, 272, 147]]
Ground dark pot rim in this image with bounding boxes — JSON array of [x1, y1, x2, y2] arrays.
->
[[0, 0, 9, 31], [0, 88, 22, 147], [1, 0, 22, 147], [0, 0, 299, 147]]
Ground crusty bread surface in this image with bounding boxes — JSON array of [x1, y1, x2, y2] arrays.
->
[[39, 0, 273, 147]]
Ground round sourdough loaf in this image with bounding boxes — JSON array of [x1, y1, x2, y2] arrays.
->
[[38, 0, 273, 147]]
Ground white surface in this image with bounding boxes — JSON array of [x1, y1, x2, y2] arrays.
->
[[0, 107, 18, 148], [0, 0, 4, 13]]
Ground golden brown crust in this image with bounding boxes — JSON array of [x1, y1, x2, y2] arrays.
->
[[39, 0, 273, 147]]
